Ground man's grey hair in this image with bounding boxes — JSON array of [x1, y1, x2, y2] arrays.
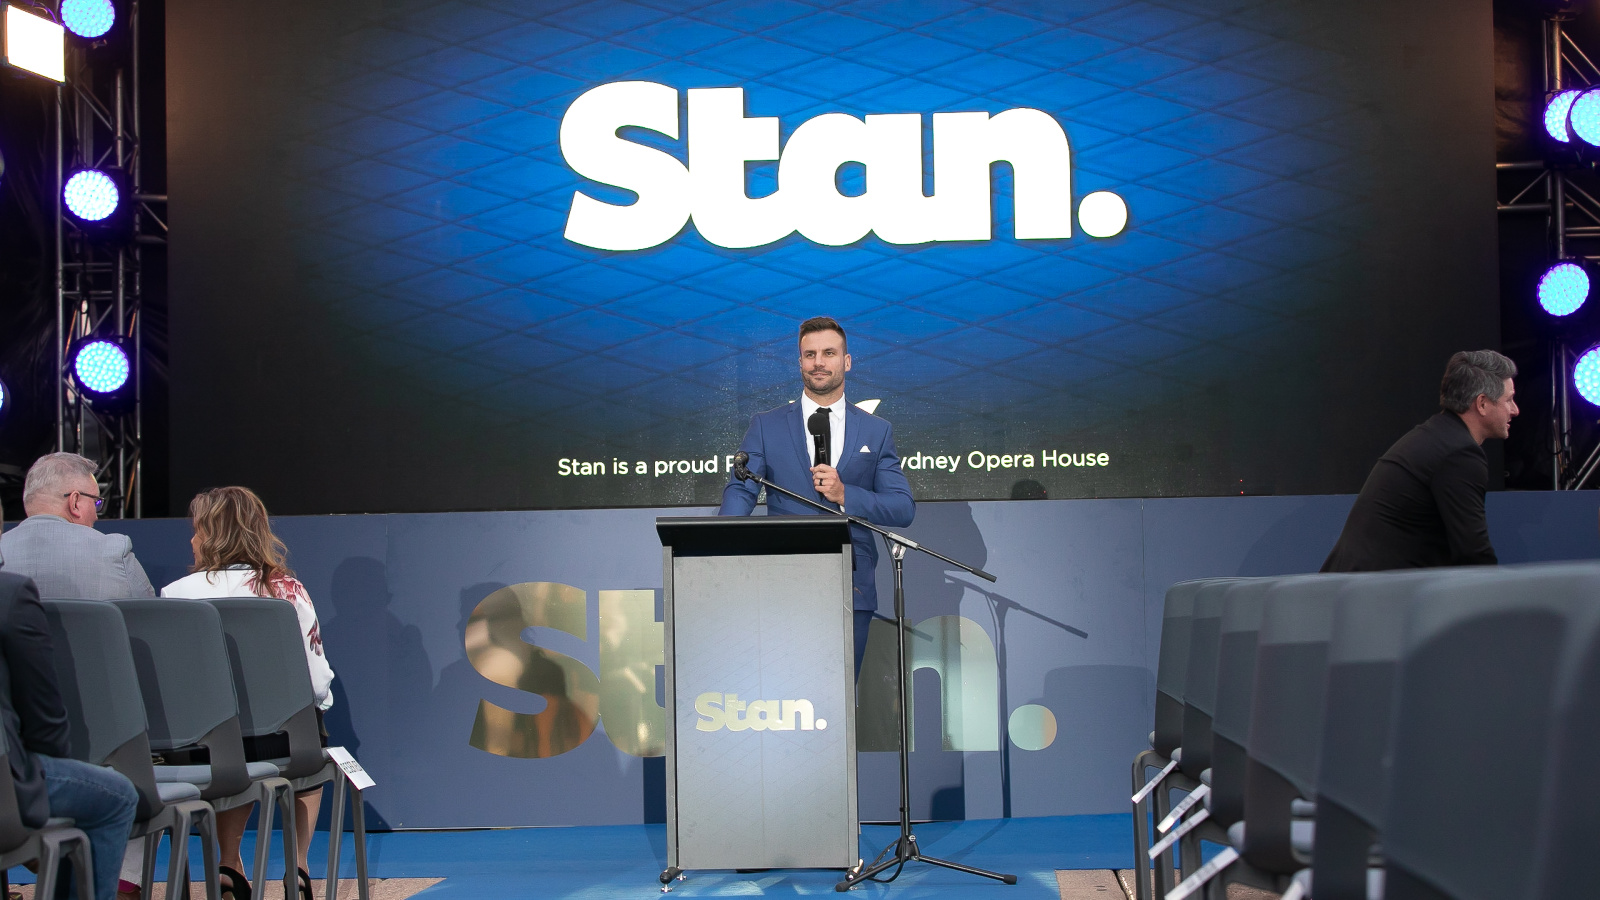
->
[[1440, 350, 1518, 414], [23, 452, 99, 504]]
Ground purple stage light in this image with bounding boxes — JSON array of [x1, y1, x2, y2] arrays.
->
[[1570, 88, 1600, 147], [1547, 89, 1583, 143], [1538, 261, 1589, 317], [63, 169, 119, 222], [61, 0, 114, 38], [1576, 346, 1600, 406]]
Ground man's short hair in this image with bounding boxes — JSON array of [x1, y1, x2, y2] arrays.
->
[[1440, 350, 1518, 414], [22, 452, 98, 504], [799, 316, 847, 349]]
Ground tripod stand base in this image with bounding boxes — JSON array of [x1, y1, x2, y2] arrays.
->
[[833, 833, 1016, 891]]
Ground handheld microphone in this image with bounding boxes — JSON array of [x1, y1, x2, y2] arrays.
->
[[807, 408, 831, 468]]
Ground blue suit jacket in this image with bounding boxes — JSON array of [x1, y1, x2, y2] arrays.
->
[[719, 402, 915, 611]]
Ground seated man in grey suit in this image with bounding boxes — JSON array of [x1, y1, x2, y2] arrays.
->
[[0, 452, 155, 599]]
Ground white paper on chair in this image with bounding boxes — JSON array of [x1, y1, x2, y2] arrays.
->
[[1168, 846, 1238, 900], [1132, 758, 1180, 804], [327, 746, 376, 790], [1149, 807, 1209, 860], [1157, 783, 1209, 833]]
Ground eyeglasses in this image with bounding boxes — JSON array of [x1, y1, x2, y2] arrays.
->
[[63, 490, 106, 511]]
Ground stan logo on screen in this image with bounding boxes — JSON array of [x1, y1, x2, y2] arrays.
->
[[695, 692, 827, 732], [560, 81, 1128, 251]]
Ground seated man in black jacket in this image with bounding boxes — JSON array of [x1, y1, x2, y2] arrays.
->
[[1322, 350, 1518, 572], [0, 501, 138, 900]]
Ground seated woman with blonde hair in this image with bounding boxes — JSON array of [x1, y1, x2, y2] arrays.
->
[[162, 486, 334, 900]]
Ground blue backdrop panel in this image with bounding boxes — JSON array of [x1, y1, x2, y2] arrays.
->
[[94, 490, 1598, 828]]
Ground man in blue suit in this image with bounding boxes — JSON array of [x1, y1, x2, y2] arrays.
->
[[719, 317, 915, 675]]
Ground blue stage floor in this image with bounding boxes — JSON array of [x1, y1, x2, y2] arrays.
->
[[13, 815, 1134, 898]]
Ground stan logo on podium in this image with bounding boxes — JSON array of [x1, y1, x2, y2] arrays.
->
[[695, 692, 827, 733]]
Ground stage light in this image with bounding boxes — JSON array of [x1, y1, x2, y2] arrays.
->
[[1576, 346, 1600, 406], [3, 5, 65, 82], [63, 170, 120, 222], [67, 337, 133, 411], [1539, 261, 1590, 317], [1571, 88, 1600, 147], [60, 0, 113, 38], [0, 376, 8, 420], [1546, 89, 1583, 143]]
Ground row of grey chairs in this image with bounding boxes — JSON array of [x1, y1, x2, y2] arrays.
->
[[37, 596, 370, 900], [1131, 562, 1600, 900]]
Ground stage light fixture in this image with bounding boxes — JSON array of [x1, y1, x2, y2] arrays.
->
[[68, 336, 133, 410], [63, 169, 120, 222], [60, 0, 113, 38], [1576, 345, 1600, 406], [1539, 260, 1590, 317], [1547, 89, 1583, 143], [0, 375, 8, 421], [1571, 88, 1600, 147], [3, 4, 65, 82]]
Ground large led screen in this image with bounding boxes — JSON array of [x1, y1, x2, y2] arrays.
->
[[167, 0, 1496, 513]]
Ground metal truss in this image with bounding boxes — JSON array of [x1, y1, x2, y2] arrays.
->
[[1496, 15, 1600, 489], [54, 0, 165, 517]]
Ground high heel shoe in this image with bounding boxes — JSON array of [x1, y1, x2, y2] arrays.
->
[[218, 864, 253, 900], [296, 867, 313, 900]]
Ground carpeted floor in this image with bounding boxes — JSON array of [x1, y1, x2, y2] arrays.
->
[[8, 879, 443, 900], [8, 814, 1217, 899]]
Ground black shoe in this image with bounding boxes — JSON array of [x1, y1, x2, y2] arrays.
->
[[297, 867, 313, 900], [218, 865, 252, 900]]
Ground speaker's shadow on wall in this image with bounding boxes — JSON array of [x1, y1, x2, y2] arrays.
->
[[321, 556, 434, 830]]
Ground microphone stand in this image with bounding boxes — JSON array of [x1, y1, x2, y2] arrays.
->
[[731, 460, 1017, 891]]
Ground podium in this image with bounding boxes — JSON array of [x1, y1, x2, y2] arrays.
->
[[656, 516, 860, 875]]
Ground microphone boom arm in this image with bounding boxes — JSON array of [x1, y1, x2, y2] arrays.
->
[[733, 455, 996, 583]]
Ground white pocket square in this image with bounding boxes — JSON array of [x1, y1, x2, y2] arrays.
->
[[860, 445, 871, 452]]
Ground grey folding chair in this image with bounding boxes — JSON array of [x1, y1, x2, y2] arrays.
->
[[1166, 578, 1277, 900], [1382, 563, 1600, 900], [113, 598, 298, 900], [0, 710, 93, 900], [1530, 564, 1600, 900], [1312, 570, 1464, 900], [1236, 576, 1344, 870], [1131, 578, 1223, 900], [210, 597, 371, 900], [1204, 578, 1276, 834], [43, 598, 220, 900], [1160, 579, 1236, 887]]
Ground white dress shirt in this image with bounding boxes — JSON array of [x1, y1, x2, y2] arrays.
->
[[800, 394, 846, 467]]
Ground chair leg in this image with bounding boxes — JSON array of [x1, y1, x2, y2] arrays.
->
[[36, 838, 61, 900], [251, 786, 277, 897], [324, 776, 347, 900], [73, 837, 95, 900], [185, 802, 221, 900], [351, 788, 369, 900], [169, 821, 191, 900], [1153, 785, 1177, 897], [1132, 754, 1154, 900], [45, 832, 95, 900], [141, 831, 160, 900], [278, 786, 298, 900]]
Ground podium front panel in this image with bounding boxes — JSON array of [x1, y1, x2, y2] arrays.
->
[[666, 549, 857, 870]]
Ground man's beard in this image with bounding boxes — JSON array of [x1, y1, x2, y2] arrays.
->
[[806, 369, 842, 395]]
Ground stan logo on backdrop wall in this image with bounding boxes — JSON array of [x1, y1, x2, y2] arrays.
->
[[559, 81, 1129, 251], [465, 583, 1058, 760]]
